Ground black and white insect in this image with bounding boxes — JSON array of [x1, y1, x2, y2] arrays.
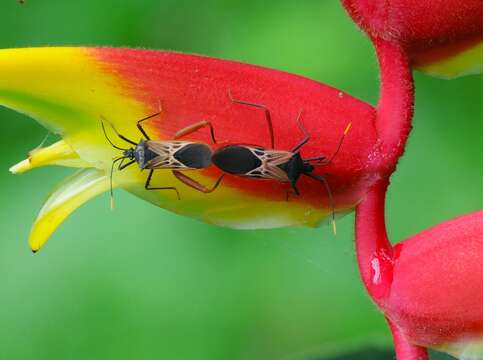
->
[[211, 96, 351, 232], [101, 112, 224, 205]]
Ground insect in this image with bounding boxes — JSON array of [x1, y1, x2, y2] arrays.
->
[[101, 112, 224, 206], [211, 95, 351, 233]]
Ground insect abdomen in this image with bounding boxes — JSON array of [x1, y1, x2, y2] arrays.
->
[[212, 145, 262, 174], [173, 143, 213, 169]]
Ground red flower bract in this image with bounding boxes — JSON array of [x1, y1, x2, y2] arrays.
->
[[342, 0, 483, 77], [1, 47, 387, 250], [92, 48, 381, 209], [387, 210, 483, 348], [342, 0, 483, 46]]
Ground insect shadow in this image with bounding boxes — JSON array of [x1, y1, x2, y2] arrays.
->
[[101, 112, 224, 207], [211, 93, 351, 233]]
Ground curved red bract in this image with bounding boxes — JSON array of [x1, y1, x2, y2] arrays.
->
[[386, 210, 483, 346], [92, 48, 381, 208], [341, 0, 483, 47], [342, 0, 483, 76]]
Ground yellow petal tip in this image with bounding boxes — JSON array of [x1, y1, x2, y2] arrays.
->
[[29, 238, 42, 253], [9, 158, 32, 174], [11, 140, 92, 175], [28, 169, 110, 252]]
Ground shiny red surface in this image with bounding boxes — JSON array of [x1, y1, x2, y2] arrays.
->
[[389, 320, 429, 360]]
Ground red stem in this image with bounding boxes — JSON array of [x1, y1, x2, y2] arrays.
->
[[355, 178, 393, 302], [355, 36, 414, 304], [388, 320, 430, 360], [355, 37, 421, 358], [372, 37, 414, 173]]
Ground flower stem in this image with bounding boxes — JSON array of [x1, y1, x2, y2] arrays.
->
[[355, 37, 414, 303], [355, 178, 393, 303], [355, 36, 419, 358], [388, 319, 429, 360], [372, 37, 414, 173], [354, 38, 414, 295]]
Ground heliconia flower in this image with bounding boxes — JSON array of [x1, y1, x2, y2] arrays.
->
[[338, 2, 483, 358], [356, 179, 483, 360], [341, 0, 483, 78], [1, 47, 387, 252]]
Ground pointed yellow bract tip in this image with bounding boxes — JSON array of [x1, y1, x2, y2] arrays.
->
[[28, 168, 110, 252], [9, 140, 92, 175], [30, 241, 41, 253], [9, 158, 31, 174]]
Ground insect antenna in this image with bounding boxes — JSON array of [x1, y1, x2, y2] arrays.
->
[[101, 120, 130, 151], [304, 172, 337, 235], [109, 156, 127, 209], [319, 122, 352, 166]]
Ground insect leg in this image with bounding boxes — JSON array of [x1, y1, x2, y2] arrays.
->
[[172, 170, 224, 193], [285, 189, 300, 201], [290, 110, 310, 153], [101, 117, 137, 147], [304, 172, 337, 235], [117, 157, 126, 170], [119, 159, 136, 170], [145, 169, 181, 200], [228, 90, 274, 148], [109, 156, 127, 209], [304, 156, 326, 162], [174, 120, 217, 144], [137, 112, 162, 140]]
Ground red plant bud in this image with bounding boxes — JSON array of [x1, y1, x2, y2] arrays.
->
[[387, 210, 483, 358], [342, 0, 483, 77], [357, 179, 483, 359]]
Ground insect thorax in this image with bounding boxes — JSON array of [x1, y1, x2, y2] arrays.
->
[[134, 140, 150, 169], [277, 152, 306, 184]]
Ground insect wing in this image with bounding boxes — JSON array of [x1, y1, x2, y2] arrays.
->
[[244, 147, 292, 182], [145, 141, 193, 169], [173, 143, 213, 169]]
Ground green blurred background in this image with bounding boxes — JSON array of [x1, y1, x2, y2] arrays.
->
[[0, 1, 481, 359]]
